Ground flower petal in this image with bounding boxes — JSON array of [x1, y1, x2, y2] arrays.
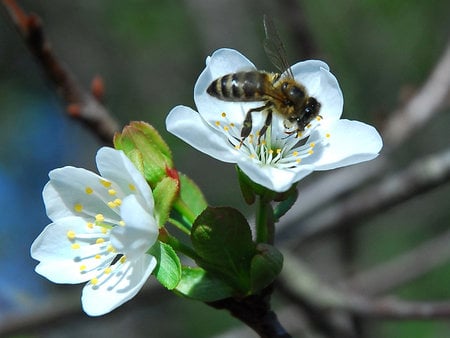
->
[[96, 147, 154, 210], [166, 105, 238, 163], [81, 254, 156, 316], [110, 195, 158, 259], [291, 60, 343, 122], [313, 119, 383, 170], [31, 217, 114, 283], [237, 158, 314, 193]]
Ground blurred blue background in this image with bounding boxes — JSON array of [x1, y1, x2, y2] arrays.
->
[[1, 1, 449, 337]]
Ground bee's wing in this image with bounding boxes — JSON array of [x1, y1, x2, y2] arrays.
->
[[263, 15, 294, 79]]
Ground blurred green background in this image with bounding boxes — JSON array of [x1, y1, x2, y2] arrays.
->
[[1, 0, 449, 337]]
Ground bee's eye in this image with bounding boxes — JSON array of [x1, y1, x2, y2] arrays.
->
[[288, 86, 305, 102]]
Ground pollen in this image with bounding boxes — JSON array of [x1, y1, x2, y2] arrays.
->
[[128, 183, 136, 191], [316, 115, 323, 121], [100, 179, 112, 188], [85, 187, 94, 194], [74, 203, 83, 212], [67, 230, 76, 240], [95, 214, 104, 222], [71, 243, 81, 249], [96, 238, 105, 244]]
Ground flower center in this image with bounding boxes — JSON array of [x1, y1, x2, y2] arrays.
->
[[214, 111, 330, 168]]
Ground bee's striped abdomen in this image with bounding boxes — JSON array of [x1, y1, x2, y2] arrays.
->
[[207, 71, 269, 102]]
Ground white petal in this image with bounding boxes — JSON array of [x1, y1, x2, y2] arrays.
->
[[291, 60, 343, 122], [81, 254, 156, 316], [166, 105, 239, 163], [96, 147, 154, 210], [110, 195, 158, 259], [44, 167, 122, 222], [31, 217, 113, 283], [313, 119, 383, 170], [237, 159, 314, 193]]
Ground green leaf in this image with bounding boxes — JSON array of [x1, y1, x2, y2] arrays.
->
[[191, 207, 256, 293], [148, 241, 181, 290], [178, 172, 207, 218], [250, 243, 283, 292], [153, 176, 179, 227], [175, 266, 234, 301]]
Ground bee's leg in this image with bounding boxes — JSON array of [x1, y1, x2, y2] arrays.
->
[[258, 109, 272, 144], [241, 102, 272, 143]]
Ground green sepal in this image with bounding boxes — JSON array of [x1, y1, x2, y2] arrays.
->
[[114, 121, 174, 188], [250, 243, 283, 292], [191, 207, 256, 294], [174, 266, 234, 301], [178, 172, 207, 219], [236, 166, 256, 204], [153, 176, 179, 227], [273, 187, 298, 221], [148, 241, 181, 290]]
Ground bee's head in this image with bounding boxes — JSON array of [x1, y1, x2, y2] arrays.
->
[[281, 82, 306, 106]]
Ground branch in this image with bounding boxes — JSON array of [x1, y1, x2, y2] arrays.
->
[[2, 0, 119, 144], [280, 252, 450, 320], [344, 228, 450, 296], [208, 285, 292, 338], [279, 148, 450, 245]]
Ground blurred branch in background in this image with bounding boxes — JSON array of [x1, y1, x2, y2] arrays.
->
[[2, 0, 119, 145]]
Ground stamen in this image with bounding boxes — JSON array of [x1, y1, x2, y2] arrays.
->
[[108, 189, 116, 196], [128, 184, 136, 191], [85, 187, 93, 194], [100, 179, 111, 188], [74, 203, 83, 212], [67, 230, 76, 240]]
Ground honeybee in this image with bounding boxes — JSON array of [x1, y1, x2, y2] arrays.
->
[[207, 16, 321, 143]]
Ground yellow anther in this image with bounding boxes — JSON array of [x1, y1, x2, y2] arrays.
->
[[128, 183, 136, 191], [308, 149, 314, 155], [250, 154, 256, 159], [101, 227, 108, 234], [67, 230, 76, 240], [260, 140, 266, 145], [95, 254, 101, 259], [100, 179, 111, 188], [85, 187, 93, 195], [316, 115, 323, 121], [114, 198, 122, 206], [71, 243, 81, 249], [87, 222, 94, 229], [325, 133, 331, 138], [310, 142, 316, 148], [120, 256, 127, 264], [230, 123, 235, 127], [269, 149, 274, 154], [90, 278, 99, 285], [96, 238, 105, 244], [119, 220, 126, 226], [296, 158, 302, 163], [223, 126, 229, 132], [307, 123, 312, 129], [297, 132, 303, 138], [107, 201, 116, 208], [108, 189, 116, 196], [107, 245, 115, 253], [95, 214, 104, 222], [74, 203, 83, 213], [221, 112, 226, 118], [80, 265, 86, 271], [215, 121, 220, 126], [276, 148, 281, 154], [234, 144, 241, 150], [104, 267, 112, 274], [293, 151, 299, 156]]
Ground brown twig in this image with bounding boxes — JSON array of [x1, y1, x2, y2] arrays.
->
[[344, 227, 450, 296], [2, 0, 119, 145], [280, 252, 450, 321], [279, 148, 450, 245]]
